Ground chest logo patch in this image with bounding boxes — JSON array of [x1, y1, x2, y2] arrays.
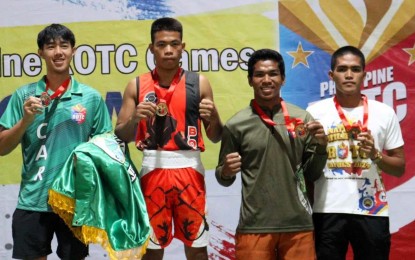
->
[[71, 104, 86, 124]]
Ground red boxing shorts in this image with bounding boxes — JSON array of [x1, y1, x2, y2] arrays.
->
[[140, 150, 209, 249]]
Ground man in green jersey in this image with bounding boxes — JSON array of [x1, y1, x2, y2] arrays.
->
[[0, 24, 112, 260]]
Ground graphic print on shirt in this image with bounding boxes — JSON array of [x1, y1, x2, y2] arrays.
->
[[326, 118, 370, 176], [326, 117, 387, 214], [71, 104, 86, 124], [358, 178, 387, 214]]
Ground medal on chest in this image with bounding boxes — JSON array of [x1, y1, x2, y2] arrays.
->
[[156, 101, 169, 116], [152, 68, 183, 117], [40, 92, 52, 107], [334, 95, 368, 139], [41, 77, 71, 107], [251, 98, 306, 138]]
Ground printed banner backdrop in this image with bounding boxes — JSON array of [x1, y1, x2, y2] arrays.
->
[[0, 1, 414, 259]]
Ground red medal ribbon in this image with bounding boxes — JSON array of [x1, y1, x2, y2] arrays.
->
[[152, 68, 183, 105], [252, 98, 303, 137], [43, 77, 71, 100], [333, 94, 368, 133], [251, 99, 276, 126]]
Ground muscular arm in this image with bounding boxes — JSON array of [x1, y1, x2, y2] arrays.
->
[[0, 123, 27, 155], [199, 74, 223, 143], [115, 78, 157, 143], [358, 130, 405, 177], [115, 79, 139, 142], [376, 146, 405, 177]]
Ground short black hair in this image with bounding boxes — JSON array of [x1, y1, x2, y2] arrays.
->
[[37, 23, 75, 49], [247, 48, 285, 80], [331, 45, 365, 70], [150, 17, 183, 43]]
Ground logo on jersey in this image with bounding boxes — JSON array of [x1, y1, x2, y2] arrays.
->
[[71, 104, 86, 124]]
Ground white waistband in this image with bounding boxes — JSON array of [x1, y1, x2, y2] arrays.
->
[[140, 150, 205, 177]]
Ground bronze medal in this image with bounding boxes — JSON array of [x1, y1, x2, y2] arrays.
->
[[156, 102, 168, 116], [40, 92, 52, 107], [295, 123, 307, 137], [349, 126, 361, 140]]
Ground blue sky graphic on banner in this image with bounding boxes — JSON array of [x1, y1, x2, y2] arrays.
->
[[0, 0, 270, 26], [280, 25, 331, 109]]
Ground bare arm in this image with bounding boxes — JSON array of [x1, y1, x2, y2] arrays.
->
[[114, 78, 156, 142], [199, 74, 223, 143], [374, 146, 405, 177], [0, 123, 27, 155], [0, 96, 42, 155], [357, 131, 405, 177]]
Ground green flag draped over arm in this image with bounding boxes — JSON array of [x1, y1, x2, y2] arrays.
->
[[48, 133, 150, 260]]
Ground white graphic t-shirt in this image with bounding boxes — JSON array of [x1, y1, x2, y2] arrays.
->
[[307, 97, 404, 217]]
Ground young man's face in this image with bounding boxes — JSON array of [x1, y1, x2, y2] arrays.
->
[[149, 31, 185, 71], [248, 59, 284, 108], [38, 37, 75, 75], [329, 53, 366, 97]]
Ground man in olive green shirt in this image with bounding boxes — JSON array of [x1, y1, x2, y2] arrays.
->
[[215, 49, 327, 260]]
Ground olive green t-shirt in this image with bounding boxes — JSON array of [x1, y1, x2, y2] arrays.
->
[[216, 101, 327, 233]]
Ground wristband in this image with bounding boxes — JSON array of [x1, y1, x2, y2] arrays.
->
[[371, 150, 383, 164]]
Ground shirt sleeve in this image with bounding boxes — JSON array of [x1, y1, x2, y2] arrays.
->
[[215, 125, 237, 186], [0, 91, 25, 129], [90, 95, 113, 137], [384, 106, 404, 150]]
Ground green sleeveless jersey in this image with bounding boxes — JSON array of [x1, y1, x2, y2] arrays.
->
[[0, 76, 112, 212]]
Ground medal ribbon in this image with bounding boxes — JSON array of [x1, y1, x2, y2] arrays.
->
[[152, 68, 183, 105], [251, 99, 276, 126], [43, 77, 71, 100], [333, 94, 368, 132], [252, 98, 307, 193], [252, 98, 303, 137]]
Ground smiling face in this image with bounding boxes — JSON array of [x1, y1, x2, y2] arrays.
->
[[248, 59, 285, 109], [149, 30, 185, 71], [38, 37, 75, 76], [330, 53, 367, 98]]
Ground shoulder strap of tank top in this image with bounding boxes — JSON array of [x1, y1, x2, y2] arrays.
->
[[135, 76, 139, 106]]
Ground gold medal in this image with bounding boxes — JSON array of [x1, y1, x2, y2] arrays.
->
[[40, 92, 51, 107], [156, 102, 168, 116]]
